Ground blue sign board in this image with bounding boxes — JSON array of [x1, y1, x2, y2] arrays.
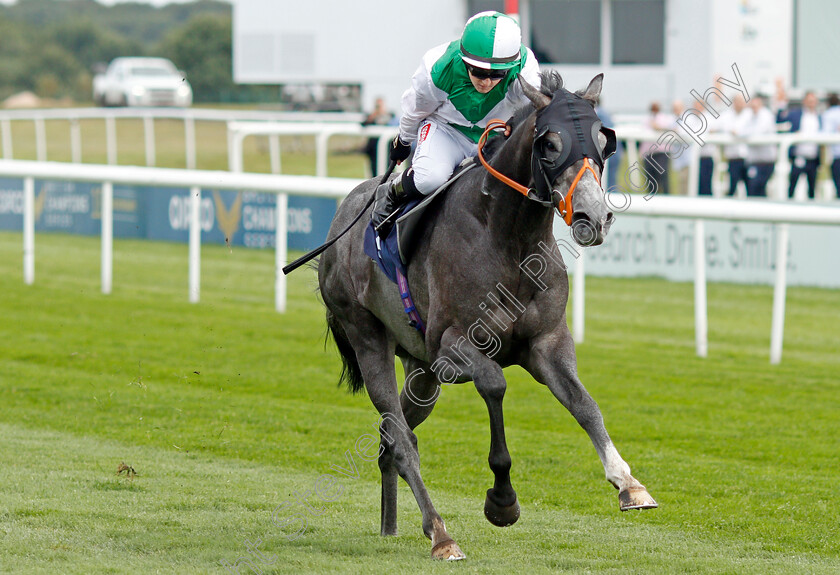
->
[[0, 178, 336, 251]]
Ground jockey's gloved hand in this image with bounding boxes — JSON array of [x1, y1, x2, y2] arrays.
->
[[390, 136, 412, 163]]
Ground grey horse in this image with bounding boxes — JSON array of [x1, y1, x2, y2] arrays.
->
[[317, 72, 657, 561]]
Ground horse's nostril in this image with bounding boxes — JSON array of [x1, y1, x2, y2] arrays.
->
[[605, 212, 614, 223], [571, 218, 599, 246]]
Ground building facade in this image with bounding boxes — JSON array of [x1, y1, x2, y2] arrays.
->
[[233, 0, 838, 113]]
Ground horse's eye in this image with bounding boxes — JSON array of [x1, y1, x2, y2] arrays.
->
[[544, 141, 556, 152]]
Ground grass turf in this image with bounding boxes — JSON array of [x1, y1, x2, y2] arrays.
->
[[0, 230, 838, 574]]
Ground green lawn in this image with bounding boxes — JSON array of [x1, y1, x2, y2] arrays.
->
[[1, 230, 839, 574]]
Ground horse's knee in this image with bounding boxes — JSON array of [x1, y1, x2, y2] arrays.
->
[[379, 423, 419, 468], [393, 430, 419, 461], [378, 439, 393, 473]]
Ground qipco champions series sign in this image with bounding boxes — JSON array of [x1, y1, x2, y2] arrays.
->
[[0, 178, 336, 251]]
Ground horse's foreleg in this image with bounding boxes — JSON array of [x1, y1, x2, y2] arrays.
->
[[440, 328, 520, 527], [379, 359, 440, 537], [525, 330, 657, 511]]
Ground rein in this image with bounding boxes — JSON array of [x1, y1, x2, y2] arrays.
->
[[477, 119, 530, 197], [477, 119, 600, 226]]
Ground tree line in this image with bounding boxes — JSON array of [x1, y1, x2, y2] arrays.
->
[[0, 0, 275, 104]]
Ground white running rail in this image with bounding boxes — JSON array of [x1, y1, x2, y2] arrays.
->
[[0, 158, 363, 313]]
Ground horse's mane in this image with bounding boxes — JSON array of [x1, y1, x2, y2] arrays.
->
[[509, 70, 564, 128]]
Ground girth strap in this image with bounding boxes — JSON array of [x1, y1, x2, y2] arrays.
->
[[396, 269, 426, 334]]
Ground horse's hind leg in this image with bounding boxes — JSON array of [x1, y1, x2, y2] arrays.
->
[[525, 330, 657, 511], [378, 431, 399, 537], [344, 318, 464, 560], [379, 357, 440, 537]]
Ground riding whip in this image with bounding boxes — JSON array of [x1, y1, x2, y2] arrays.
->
[[282, 160, 397, 275]]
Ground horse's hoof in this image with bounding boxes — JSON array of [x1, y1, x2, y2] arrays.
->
[[484, 491, 520, 526], [619, 486, 658, 511], [431, 539, 466, 561]]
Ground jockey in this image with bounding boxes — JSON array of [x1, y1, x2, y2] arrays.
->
[[371, 11, 542, 238]]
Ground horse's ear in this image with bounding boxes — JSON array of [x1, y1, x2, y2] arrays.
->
[[518, 74, 550, 110], [580, 73, 604, 107]]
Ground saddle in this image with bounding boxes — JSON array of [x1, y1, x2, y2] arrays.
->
[[362, 161, 478, 333], [364, 161, 477, 282]]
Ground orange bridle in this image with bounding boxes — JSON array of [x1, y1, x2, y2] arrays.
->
[[477, 119, 601, 226]]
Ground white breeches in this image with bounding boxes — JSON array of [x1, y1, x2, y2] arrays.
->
[[411, 120, 478, 195]]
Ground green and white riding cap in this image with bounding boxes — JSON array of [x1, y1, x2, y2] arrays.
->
[[460, 11, 522, 70]]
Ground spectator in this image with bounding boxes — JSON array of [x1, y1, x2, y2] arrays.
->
[[744, 94, 777, 197], [640, 101, 674, 195], [719, 95, 752, 196], [361, 97, 396, 177], [596, 98, 621, 192], [697, 97, 721, 197], [669, 100, 691, 195], [777, 89, 822, 199], [822, 92, 840, 198], [696, 142, 716, 196]]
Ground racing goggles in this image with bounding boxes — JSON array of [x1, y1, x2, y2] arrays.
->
[[466, 64, 508, 80]]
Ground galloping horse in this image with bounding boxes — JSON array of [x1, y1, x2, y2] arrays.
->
[[318, 72, 657, 560]]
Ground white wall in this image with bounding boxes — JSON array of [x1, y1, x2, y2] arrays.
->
[[795, 0, 840, 91], [233, 0, 465, 111], [554, 216, 840, 289], [232, 0, 798, 114], [710, 0, 793, 97]]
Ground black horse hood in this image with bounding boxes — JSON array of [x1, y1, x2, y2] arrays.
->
[[531, 89, 616, 201]]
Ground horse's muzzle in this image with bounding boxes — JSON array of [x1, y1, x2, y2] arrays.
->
[[571, 212, 613, 247]]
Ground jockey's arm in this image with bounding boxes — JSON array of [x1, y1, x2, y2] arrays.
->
[[399, 58, 447, 144]]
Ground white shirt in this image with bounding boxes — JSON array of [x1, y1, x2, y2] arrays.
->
[[822, 106, 840, 159], [639, 112, 675, 157], [696, 110, 724, 159], [794, 111, 820, 159], [745, 107, 777, 164], [719, 107, 753, 160]]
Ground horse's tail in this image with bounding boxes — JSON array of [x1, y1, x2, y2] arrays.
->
[[325, 307, 365, 394]]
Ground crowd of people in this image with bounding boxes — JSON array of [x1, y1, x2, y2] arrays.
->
[[638, 78, 840, 199]]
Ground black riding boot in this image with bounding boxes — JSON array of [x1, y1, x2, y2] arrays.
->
[[371, 170, 422, 239]]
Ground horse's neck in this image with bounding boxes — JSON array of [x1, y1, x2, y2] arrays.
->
[[492, 120, 533, 190], [482, 120, 554, 249]]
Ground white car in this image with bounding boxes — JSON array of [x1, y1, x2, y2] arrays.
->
[[93, 57, 193, 107]]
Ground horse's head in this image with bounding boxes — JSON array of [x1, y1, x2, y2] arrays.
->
[[520, 74, 616, 246]]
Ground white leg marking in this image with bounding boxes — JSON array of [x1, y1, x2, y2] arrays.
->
[[600, 441, 635, 490]]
